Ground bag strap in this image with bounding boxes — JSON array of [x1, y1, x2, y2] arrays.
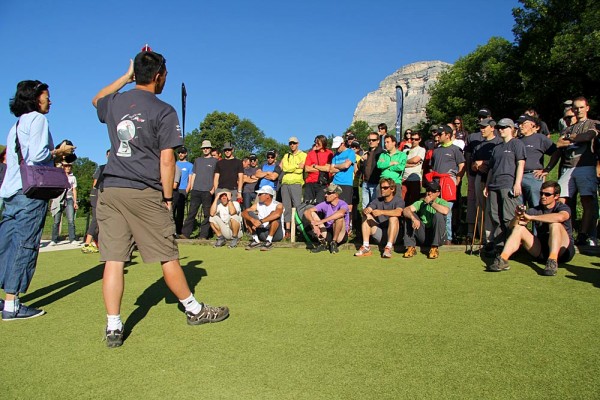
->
[[13, 119, 26, 165]]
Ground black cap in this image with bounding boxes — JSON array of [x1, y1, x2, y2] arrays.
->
[[266, 149, 276, 157], [249, 153, 257, 160], [517, 115, 536, 124], [425, 180, 441, 192], [478, 108, 492, 118], [176, 146, 188, 153], [436, 125, 452, 135]]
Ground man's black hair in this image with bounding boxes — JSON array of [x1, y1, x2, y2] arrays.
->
[[134, 51, 166, 85]]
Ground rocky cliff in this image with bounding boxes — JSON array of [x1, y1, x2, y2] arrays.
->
[[353, 60, 451, 131]]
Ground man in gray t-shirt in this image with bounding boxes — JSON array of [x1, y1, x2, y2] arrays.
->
[[182, 140, 216, 239], [92, 51, 228, 347]]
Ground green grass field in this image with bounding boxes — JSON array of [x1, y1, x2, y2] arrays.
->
[[1, 244, 599, 399]]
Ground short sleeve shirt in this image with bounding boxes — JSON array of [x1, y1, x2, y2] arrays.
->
[[314, 199, 350, 232], [215, 158, 244, 190], [520, 133, 556, 171], [243, 166, 258, 193], [331, 149, 355, 186], [216, 201, 241, 224], [97, 89, 182, 191], [367, 196, 405, 224], [488, 139, 527, 190], [431, 144, 465, 177], [411, 197, 449, 228], [192, 157, 217, 191], [526, 202, 573, 242], [176, 160, 194, 189], [403, 146, 426, 181]]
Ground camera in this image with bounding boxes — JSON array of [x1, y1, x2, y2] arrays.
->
[[55, 139, 77, 163], [515, 204, 526, 216]]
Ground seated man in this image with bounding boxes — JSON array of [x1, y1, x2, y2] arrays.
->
[[488, 181, 575, 275], [402, 180, 450, 259], [354, 178, 404, 258], [241, 186, 284, 251], [209, 191, 243, 248], [304, 184, 350, 254]]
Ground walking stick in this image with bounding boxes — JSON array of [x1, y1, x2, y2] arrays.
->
[[469, 204, 479, 255], [478, 199, 485, 253]]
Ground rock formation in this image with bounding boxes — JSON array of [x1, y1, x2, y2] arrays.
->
[[353, 60, 451, 131]]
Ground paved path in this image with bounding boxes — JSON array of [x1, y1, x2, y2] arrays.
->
[[39, 239, 85, 253]]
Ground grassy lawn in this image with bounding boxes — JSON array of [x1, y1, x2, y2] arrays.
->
[[1, 244, 599, 399]]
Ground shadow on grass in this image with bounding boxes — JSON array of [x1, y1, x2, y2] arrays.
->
[[564, 262, 600, 288], [22, 257, 139, 308], [123, 260, 206, 340]]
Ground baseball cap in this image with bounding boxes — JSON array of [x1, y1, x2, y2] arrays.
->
[[478, 118, 496, 127], [331, 136, 344, 149], [345, 132, 356, 139], [478, 108, 492, 118], [222, 142, 233, 150], [201, 140, 212, 148], [436, 125, 452, 135], [425, 180, 441, 192], [249, 153, 257, 160], [496, 118, 515, 129], [324, 183, 343, 194], [429, 125, 438, 133], [266, 149, 276, 158], [288, 136, 299, 144], [516, 115, 536, 124], [176, 146, 188, 153], [255, 186, 276, 196]]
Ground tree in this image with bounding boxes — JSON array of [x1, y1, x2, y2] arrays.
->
[[512, 0, 600, 124], [346, 120, 373, 146], [72, 157, 98, 213], [426, 37, 522, 133]]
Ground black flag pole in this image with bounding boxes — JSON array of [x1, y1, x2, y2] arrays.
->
[[395, 85, 404, 143], [181, 82, 187, 139]]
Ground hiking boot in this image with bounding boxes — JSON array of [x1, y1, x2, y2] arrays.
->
[[245, 241, 262, 250], [186, 303, 230, 326], [2, 303, 45, 321], [544, 258, 558, 276], [354, 246, 372, 257], [228, 237, 240, 248], [382, 246, 393, 259], [311, 242, 328, 253], [81, 243, 99, 254], [260, 241, 274, 251], [428, 247, 439, 259], [329, 241, 339, 254], [214, 237, 227, 247], [403, 246, 417, 258], [488, 255, 510, 272], [105, 327, 124, 348], [483, 242, 497, 257]]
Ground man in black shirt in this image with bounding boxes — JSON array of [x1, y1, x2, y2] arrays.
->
[[489, 181, 574, 276], [213, 142, 244, 202]]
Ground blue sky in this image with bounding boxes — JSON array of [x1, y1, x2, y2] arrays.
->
[[1, 0, 519, 164]]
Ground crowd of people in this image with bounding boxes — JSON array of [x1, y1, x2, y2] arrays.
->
[[0, 48, 598, 349]]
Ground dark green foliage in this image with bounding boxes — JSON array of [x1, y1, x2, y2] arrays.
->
[[346, 120, 373, 146], [71, 157, 97, 213]]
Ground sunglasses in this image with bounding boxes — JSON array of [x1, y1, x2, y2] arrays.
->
[[367, 138, 379, 142], [412, 138, 421, 141], [267, 155, 275, 159], [325, 192, 336, 195], [497, 126, 511, 130], [540, 191, 556, 197], [289, 142, 298, 145], [380, 186, 391, 190]]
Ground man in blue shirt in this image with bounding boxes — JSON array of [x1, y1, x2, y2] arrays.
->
[[174, 146, 193, 235]]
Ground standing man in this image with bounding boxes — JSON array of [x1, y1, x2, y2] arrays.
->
[[304, 135, 333, 204], [488, 181, 574, 276], [242, 153, 259, 210], [428, 125, 465, 244], [173, 146, 193, 235], [354, 178, 404, 258], [401, 131, 426, 206], [280, 136, 307, 238], [329, 136, 355, 220], [213, 142, 244, 202], [377, 134, 407, 192], [255, 149, 281, 192], [92, 51, 228, 348], [182, 140, 216, 239], [360, 132, 384, 209], [553, 97, 599, 246], [517, 114, 557, 210], [484, 118, 526, 254]]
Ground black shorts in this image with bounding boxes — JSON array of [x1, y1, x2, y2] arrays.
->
[[537, 237, 576, 263], [339, 185, 353, 205]]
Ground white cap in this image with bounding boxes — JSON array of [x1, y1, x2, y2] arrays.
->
[[255, 186, 276, 196], [331, 136, 344, 149]]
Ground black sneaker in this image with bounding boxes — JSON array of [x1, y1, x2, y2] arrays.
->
[[483, 242, 497, 257], [488, 255, 510, 272], [329, 241, 339, 254], [214, 237, 226, 247], [311, 242, 328, 253], [105, 327, 124, 348], [543, 258, 558, 276], [2, 303, 45, 321], [245, 241, 262, 250], [0, 299, 4, 311], [186, 303, 230, 326], [260, 241, 273, 251]]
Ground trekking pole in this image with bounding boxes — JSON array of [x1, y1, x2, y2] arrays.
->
[[470, 205, 479, 255], [478, 200, 485, 253]]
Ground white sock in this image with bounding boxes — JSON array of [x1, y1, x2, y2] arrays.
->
[[107, 314, 123, 331], [252, 234, 259, 243], [180, 294, 202, 315], [4, 299, 16, 313], [266, 235, 273, 243], [386, 242, 393, 248], [363, 242, 370, 248]]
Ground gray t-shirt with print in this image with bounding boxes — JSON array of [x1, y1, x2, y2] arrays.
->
[[519, 133, 556, 171], [488, 139, 527, 190]]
